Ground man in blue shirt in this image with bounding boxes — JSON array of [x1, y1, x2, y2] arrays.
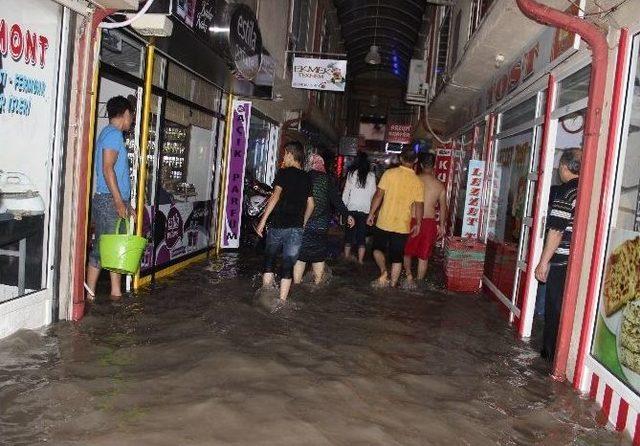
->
[[85, 96, 133, 301]]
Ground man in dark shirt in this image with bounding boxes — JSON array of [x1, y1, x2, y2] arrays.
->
[[535, 147, 582, 362], [256, 141, 314, 301]]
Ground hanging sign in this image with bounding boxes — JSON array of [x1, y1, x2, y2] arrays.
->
[[386, 123, 413, 144], [221, 99, 252, 249], [434, 147, 453, 185], [291, 57, 347, 92], [461, 160, 485, 238]]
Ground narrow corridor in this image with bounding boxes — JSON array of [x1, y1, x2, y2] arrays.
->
[[0, 254, 623, 445]]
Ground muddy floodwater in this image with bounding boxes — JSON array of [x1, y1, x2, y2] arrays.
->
[[0, 253, 626, 445]]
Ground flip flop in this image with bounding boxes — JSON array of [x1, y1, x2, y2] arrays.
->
[[83, 282, 95, 302]]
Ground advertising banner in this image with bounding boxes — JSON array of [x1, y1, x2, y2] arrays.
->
[[221, 99, 252, 249], [291, 57, 347, 92], [592, 229, 640, 395], [386, 124, 413, 144], [140, 201, 212, 272], [461, 160, 485, 238]]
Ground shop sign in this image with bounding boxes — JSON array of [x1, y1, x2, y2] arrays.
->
[[461, 160, 485, 238], [221, 99, 252, 249], [291, 57, 347, 92], [461, 2, 583, 123], [386, 123, 413, 144], [228, 4, 262, 81], [0, 2, 60, 209], [174, 0, 217, 37], [434, 147, 453, 184]]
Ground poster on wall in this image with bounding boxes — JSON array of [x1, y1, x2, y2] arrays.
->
[[591, 229, 640, 394], [291, 57, 347, 92], [221, 99, 252, 249], [140, 201, 212, 272], [461, 160, 485, 238]]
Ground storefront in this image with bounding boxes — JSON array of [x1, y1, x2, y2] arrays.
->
[[81, 2, 270, 297], [441, 3, 640, 438], [581, 30, 640, 440], [0, 0, 77, 337]]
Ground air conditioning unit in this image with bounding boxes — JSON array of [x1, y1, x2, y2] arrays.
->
[[130, 14, 174, 36], [406, 59, 428, 106], [95, 0, 139, 10]]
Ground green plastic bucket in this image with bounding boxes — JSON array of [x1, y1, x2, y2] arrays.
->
[[99, 218, 148, 275]]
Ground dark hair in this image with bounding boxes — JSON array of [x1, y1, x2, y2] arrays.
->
[[559, 147, 582, 175], [106, 96, 133, 120], [415, 152, 435, 174], [284, 141, 305, 165], [399, 147, 417, 165], [348, 151, 371, 188]]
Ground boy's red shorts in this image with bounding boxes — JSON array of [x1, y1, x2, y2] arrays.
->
[[404, 218, 438, 260]]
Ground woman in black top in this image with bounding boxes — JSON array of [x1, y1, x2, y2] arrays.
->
[[293, 153, 354, 285]]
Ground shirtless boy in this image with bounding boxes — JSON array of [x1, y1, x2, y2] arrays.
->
[[403, 152, 447, 287]]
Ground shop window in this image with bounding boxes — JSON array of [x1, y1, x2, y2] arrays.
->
[[153, 55, 167, 88], [0, 0, 64, 303], [500, 96, 537, 132], [557, 65, 591, 108], [247, 114, 279, 185], [485, 130, 534, 298], [469, 0, 494, 37], [290, 0, 311, 52], [591, 38, 640, 391], [167, 63, 218, 111], [435, 8, 451, 90], [100, 30, 145, 79]]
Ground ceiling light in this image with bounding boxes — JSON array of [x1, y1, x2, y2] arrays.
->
[[366, 45, 381, 65]]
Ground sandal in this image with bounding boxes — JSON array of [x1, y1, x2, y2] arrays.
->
[[83, 282, 95, 302]]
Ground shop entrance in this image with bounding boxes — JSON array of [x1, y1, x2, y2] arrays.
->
[[484, 92, 545, 328], [89, 29, 227, 292]]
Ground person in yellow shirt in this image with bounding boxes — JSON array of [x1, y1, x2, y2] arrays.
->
[[367, 148, 425, 287]]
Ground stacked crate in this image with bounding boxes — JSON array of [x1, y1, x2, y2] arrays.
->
[[444, 237, 486, 293]]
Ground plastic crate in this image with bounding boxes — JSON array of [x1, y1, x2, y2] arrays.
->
[[446, 274, 482, 293]]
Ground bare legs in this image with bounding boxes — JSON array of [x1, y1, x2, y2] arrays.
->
[[344, 244, 366, 264], [263, 272, 292, 301], [294, 260, 326, 285], [357, 246, 365, 264], [86, 265, 122, 301], [373, 249, 389, 285], [403, 256, 430, 285]]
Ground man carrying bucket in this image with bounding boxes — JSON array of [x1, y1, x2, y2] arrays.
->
[[85, 96, 134, 302]]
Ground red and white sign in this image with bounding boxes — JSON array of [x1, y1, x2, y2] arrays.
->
[[386, 123, 412, 144], [434, 147, 453, 184], [461, 160, 485, 238]]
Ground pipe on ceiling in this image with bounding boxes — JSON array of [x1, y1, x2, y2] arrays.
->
[[514, 0, 609, 381]]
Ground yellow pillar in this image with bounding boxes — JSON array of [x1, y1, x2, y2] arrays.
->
[[215, 95, 234, 255], [133, 44, 155, 290]]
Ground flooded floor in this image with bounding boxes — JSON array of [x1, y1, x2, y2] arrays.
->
[[0, 253, 627, 445]]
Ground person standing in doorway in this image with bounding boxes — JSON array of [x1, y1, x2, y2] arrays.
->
[[403, 152, 447, 288], [367, 148, 425, 288], [535, 148, 582, 362], [86, 96, 134, 302], [342, 152, 377, 264], [256, 141, 314, 301]]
